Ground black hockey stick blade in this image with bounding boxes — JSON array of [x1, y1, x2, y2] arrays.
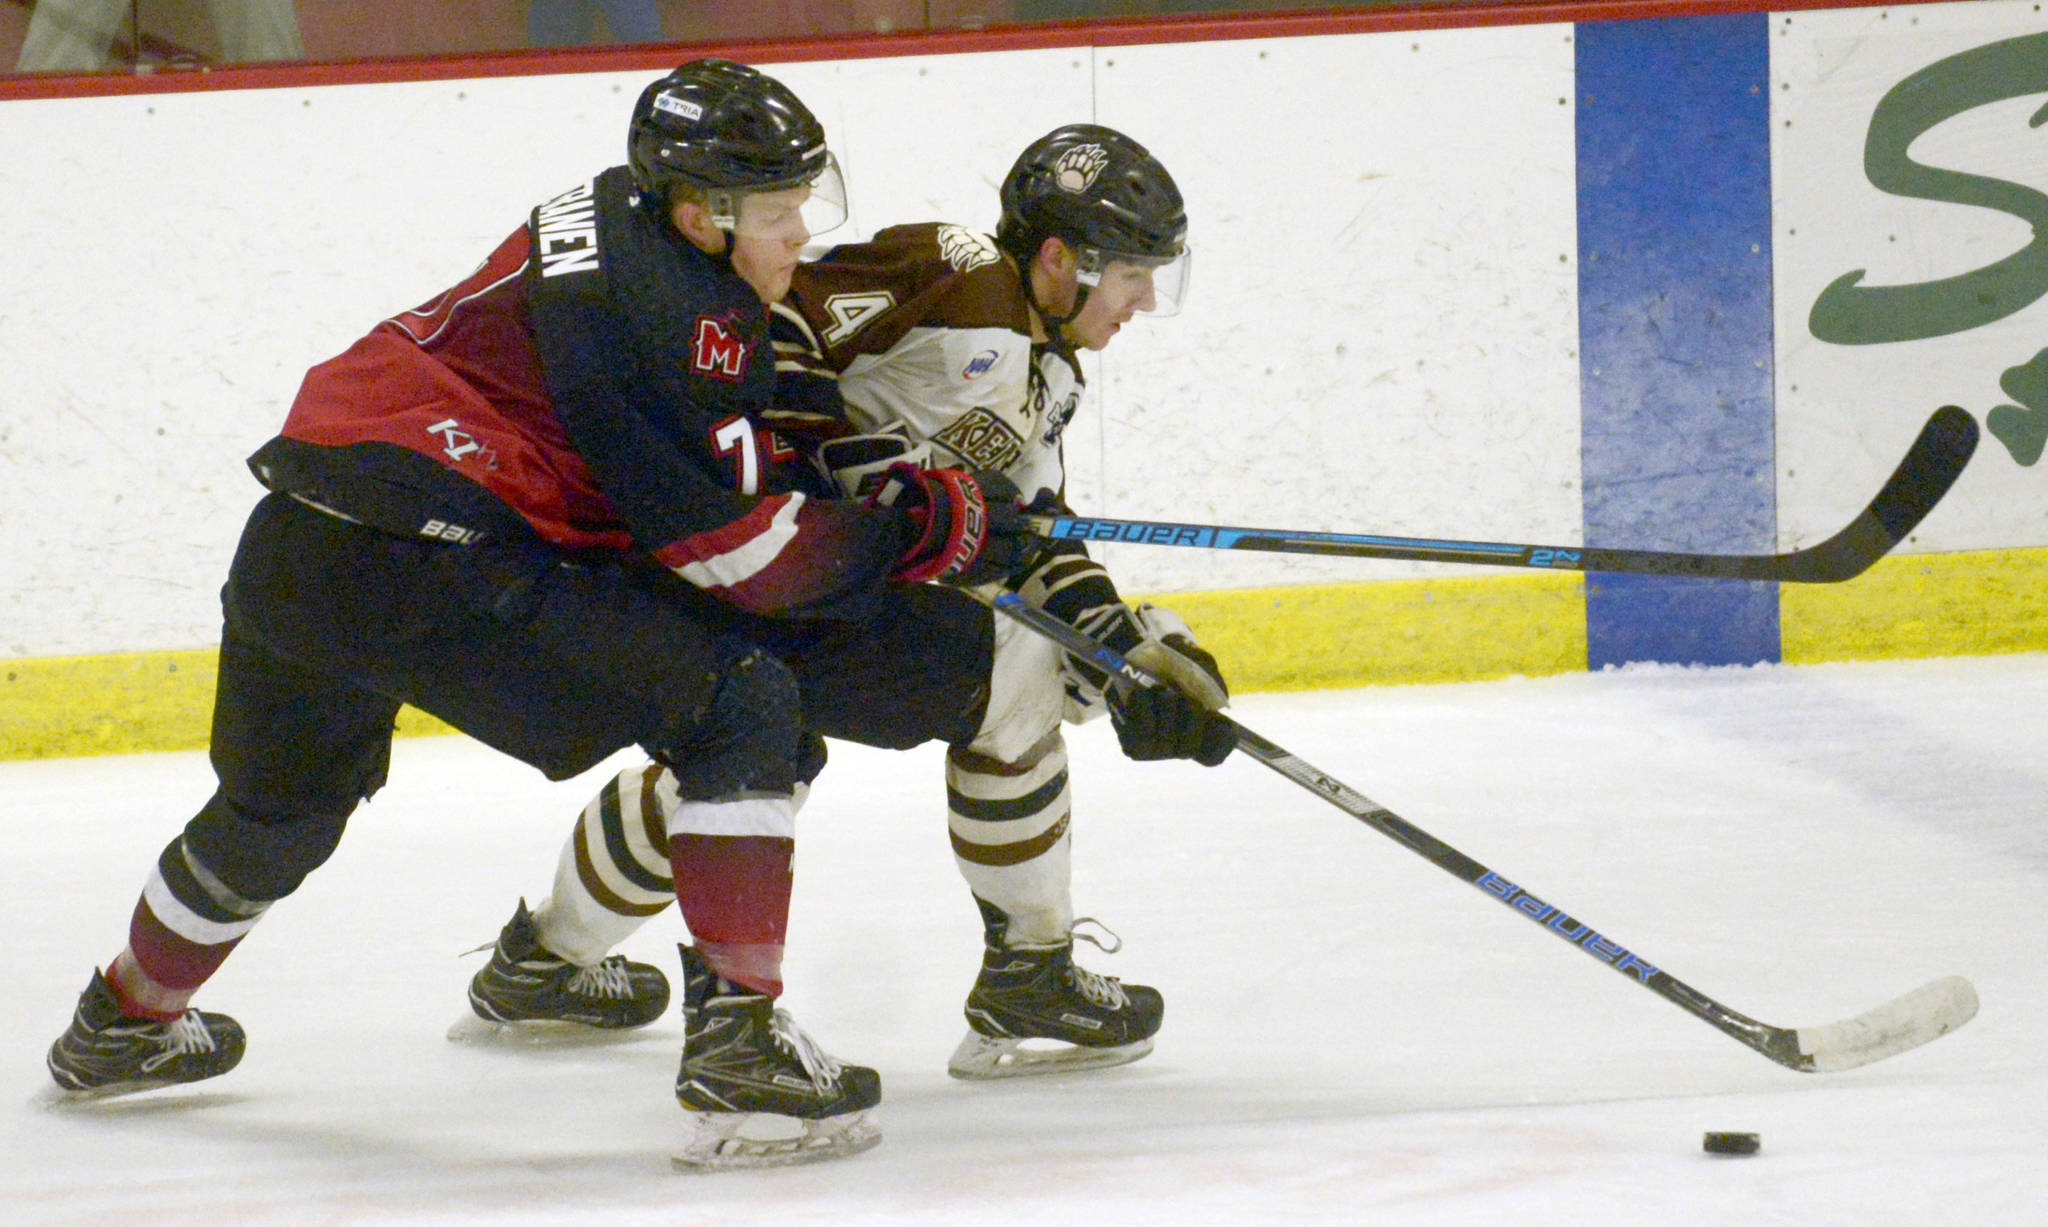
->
[[1031, 405, 1978, 583], [1699, 402, 1978, 583], [988, 592, 1980, 1072]]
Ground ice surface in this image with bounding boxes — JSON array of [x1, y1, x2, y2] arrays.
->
[[5, 654, 2044, 1225]]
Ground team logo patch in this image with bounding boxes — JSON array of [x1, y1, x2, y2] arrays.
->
[[936, 225, 1001, 273], [961, 350, 999, 380], [1037, 385, 1081, 449], [935, 407, 1025, 471], [692, 312, 752, 380], [653, 94, 704, 122], [1053, 144, 1109, 194], [425, 417, 499, 470]]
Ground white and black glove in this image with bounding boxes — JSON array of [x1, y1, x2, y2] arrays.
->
[[1107, 603, 1236, 767], [817, 429, 933, 498]]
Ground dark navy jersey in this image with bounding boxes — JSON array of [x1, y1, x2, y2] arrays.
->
[[250, 166, 904, 618]]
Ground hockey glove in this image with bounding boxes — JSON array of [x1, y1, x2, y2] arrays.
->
[[1107, 604, 1235, 767], [876, 462, 1043, 586], [1125, 603, 1229, 711]]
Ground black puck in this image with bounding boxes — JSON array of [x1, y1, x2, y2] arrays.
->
[[1703, 1131, 1761, 1156]]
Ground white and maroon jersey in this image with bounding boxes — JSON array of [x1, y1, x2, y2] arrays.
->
[[771, 222, 1149, 676], [771, 222, 1083, 504]]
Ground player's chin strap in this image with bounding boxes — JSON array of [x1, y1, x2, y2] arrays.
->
[[640, 186, 742, 275], [1005, 237, 1085, 362], [699, 227, 741, 276]]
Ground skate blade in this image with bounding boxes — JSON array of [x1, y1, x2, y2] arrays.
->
[[444, 1013, 662, 1047], [35, 1080, 238, 1109], [672, 1108, 881, 1171], [946, 1031, 1155, 1080]]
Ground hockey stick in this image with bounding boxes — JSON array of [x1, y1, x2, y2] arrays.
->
[[1030, 404, 1977, 583], [989, 591, 1979, 1072]]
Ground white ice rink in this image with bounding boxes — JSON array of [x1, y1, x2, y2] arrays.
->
[[5, 654, 2045, 1225]]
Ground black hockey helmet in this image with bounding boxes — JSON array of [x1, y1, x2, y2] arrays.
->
[[996, 123, 1189, 315], [628, 58, 847, 238]]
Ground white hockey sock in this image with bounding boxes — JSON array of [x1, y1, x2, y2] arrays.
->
[[947, 732, 1075, 947], [530, 764, 676, 966]]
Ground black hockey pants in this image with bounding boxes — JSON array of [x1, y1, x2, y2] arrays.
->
[[187, 492, 748, 901]]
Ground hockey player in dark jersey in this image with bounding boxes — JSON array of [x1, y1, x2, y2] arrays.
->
[[44, 59, 1043, 1169], [465, 125, 1239, 1085]]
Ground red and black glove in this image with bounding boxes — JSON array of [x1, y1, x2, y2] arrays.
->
[[875, 463, 1044, 586]]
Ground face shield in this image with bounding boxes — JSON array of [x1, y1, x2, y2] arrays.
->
[[1078, 245, 1192, 317], [708, 152, 849, 244]]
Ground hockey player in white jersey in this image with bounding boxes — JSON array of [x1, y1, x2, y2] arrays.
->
[[461, 125, 1234, 1156], [774, 124, 1226, 1080]]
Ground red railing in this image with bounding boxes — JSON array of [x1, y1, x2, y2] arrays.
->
[[1, 0, 1949, 99]]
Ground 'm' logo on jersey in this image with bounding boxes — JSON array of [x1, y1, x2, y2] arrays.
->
[[961, 350, 999, 380], [935, 407, 1025, 472], [1053, 145, 1110, 194], [692, 312, 752, 380], [937, 225, 1000, 273]]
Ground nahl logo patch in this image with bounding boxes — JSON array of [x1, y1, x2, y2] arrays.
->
[[1053, 144, 1109, 194], [936, 225, 1000, 273]]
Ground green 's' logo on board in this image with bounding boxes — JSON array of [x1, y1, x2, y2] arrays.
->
[[1809, 31, 2048, 465]]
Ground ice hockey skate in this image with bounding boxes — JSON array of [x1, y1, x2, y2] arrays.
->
[[451, 899, 671, 1043], [671, 944, 881, 1170], [948, 912, 1164, 1080], [46, 969, 246, 1098]]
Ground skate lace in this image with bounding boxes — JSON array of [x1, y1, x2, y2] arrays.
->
[[1066, 918, 1130, 1009], [1070, 917, 1123, 955], [564, 957, 635, 999], [1066, 962, 1130, 1010], [768, 1009, 844, 1093], [138, 1011, 218, 1073]]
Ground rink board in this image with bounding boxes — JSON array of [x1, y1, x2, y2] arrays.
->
[[3, 0, 2046, 757]]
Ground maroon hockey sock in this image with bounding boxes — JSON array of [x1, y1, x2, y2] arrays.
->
[[108, 894, 245, 1020], [669, 832, 790, 996], [104, 950, 196, 1021]]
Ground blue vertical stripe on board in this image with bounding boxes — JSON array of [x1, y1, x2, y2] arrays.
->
[[1575, 14, 1780, 668]]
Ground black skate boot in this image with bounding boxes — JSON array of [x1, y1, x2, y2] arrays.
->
[[948, 902, 1163, 1080], [47, 969, 245, 1097], [673, 944, 881, 1170], [460, 899, 670, 1038]]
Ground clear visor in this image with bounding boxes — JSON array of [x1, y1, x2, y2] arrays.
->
[[710, 153, 849, 244], [1078, 246, 1192, 317]]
